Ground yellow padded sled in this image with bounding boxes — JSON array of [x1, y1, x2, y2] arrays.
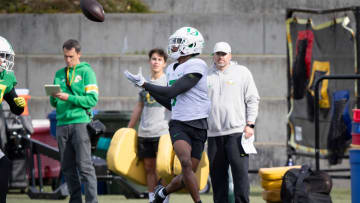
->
[[106, 128, 147, 185], [261, 179, 282, 190], [156, 134, 175, 183], [262, 189, 281, 202], [258, 165, 301, 181], [156, 134, 210, 191], [173, 152, 210, 191]]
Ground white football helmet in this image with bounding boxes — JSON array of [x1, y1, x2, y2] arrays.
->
[[0, 36, 15, 71], [168, 27, 204, 60]]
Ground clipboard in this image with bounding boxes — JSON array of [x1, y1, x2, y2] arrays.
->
[[44, 84, 61, 96]]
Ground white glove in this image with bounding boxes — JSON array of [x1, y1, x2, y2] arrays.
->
[[123, 67, 146, 87]]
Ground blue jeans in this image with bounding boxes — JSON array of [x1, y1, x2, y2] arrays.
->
[[56, 123, 98, 203]]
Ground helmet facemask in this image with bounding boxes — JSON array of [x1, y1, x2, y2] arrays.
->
[[0, 51, 15, 71], [168, 37, 183, 60]]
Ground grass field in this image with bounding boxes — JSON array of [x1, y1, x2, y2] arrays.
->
[[7, 186, 351, 203]]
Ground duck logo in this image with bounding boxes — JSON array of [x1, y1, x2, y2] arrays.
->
[[74, 75, 82, 83]]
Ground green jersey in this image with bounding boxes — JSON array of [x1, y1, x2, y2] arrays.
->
[[50, 62, 98, 126], [0, 70, 17, 103], [0, 70, 18, 159]]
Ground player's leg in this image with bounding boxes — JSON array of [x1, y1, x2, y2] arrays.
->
[[73, 123, 98, 203], [168, 123, 207, 202], [0, 155, 11, 203], [173, 140, 201, 202], [165, 156, 201, 193], [175, 126, 208, 200], [153, 120, 202, 203], [226, 133, 249, 203], [154, 143, 199, 203], [208, 136, 230, 203]]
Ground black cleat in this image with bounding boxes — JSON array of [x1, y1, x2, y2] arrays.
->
[[152, 185, 166, 203]]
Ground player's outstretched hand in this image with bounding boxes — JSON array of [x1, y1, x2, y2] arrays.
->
[[124, 68, 146, 87], [14, 97, 26, 107]]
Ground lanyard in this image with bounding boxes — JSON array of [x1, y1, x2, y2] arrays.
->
[[66, 64, 76, 86], [0, 70, 4, 80]]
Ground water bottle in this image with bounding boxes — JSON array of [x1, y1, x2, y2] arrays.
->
[[286, 157, 294, 166]]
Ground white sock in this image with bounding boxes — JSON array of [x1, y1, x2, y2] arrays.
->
[[163, 195, 170, 203], [159, 188, 166, 198], [149, 192, 155, 202]]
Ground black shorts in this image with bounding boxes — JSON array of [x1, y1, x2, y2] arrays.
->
[[169, 120, 207, 160], [137, 136, 160, 159]]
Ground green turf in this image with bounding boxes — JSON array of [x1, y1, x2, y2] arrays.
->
[[6, 186, 351, 203]]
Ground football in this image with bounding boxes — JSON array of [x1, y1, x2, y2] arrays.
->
[[80, 0, 105, 22]]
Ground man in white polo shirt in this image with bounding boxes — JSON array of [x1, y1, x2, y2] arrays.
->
[[207, 42, 260, 203]]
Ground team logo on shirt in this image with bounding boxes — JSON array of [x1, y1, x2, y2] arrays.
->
[[140, 91, 161, 107], [226, 80, 235, 85], [74, 75, 82, 83], [146, 93, 156, 104]]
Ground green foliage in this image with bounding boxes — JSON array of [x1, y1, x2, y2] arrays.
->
[[0, 0, 149, 13]]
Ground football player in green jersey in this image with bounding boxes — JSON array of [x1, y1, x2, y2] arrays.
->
[[0, 36, 26, 203]]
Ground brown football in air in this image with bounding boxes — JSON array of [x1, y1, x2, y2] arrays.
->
[[80, 0, 105, 22]]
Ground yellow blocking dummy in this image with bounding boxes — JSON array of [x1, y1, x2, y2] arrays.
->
[[258, 165, 301, 181], [156, 133, 175, 183], [106, 128, 147, 185], [106, 129, 210, 190], [261, 179, 282, 190], [262, 189, 281, 202], [157, 134, 210, 191], [259, 165, 301, 203]]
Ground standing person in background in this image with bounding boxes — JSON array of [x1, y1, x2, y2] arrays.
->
[[0, 36, 26, 203], [127, 48, 170, 203], [124, 26, 210, 203], [207, 42, 260, 203], [50, 39, 99, 203]]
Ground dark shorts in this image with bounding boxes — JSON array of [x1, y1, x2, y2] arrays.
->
[[137, 136, 160, 159], [169, 120, 207, 160]]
